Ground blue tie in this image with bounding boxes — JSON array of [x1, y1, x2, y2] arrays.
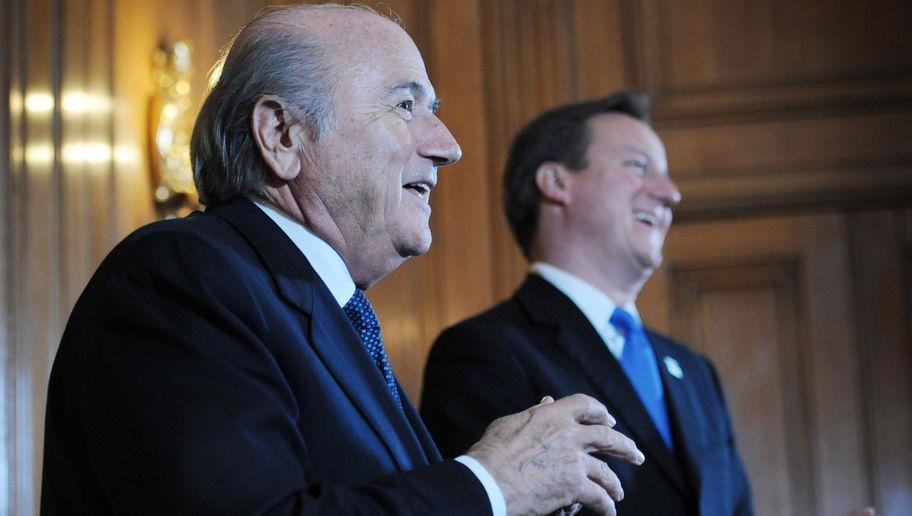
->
[[610, 308, 673, 450], [343, 289, 403, 411]]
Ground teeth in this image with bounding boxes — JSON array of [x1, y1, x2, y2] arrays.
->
[[634, 212, 657, 226]]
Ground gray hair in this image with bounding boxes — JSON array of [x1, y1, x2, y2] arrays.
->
[[190, 3, 380, 206]]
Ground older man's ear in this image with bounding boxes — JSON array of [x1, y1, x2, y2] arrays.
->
[[252, 96, 304, 182]]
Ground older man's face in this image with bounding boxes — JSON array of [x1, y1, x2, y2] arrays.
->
[[298, 16, 461, 280]]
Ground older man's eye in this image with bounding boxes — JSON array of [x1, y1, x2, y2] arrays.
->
[[397, 100, 414, 112]]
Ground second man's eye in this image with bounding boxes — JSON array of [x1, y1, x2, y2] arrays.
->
[[625, 160, 648, 175], [397, 100, 414, 112]]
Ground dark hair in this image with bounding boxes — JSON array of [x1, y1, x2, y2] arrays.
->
[[503, 91, 651, 259], [190, 4, 377, 206]]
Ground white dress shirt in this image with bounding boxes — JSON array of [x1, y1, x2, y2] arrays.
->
[[531, 261, 642, 359], [253, 199, 506, 516]]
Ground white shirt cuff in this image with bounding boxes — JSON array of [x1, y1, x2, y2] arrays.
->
[[455, 455, 507, 516]]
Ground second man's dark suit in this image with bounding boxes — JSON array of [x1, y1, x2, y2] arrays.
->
[[421, 274, 752, 516]]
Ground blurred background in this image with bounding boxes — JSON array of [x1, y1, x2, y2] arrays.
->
[[2, 0, 911, 514]]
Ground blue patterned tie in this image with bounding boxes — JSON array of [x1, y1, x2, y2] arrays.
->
[[343, 289, 403, 411], [610, 308, 673, 450]]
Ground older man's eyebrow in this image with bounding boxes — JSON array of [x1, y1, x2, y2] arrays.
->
[[389, 80, 440, 113]]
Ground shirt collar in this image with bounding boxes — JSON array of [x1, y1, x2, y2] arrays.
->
[[252, 199, 355, 308], [530, 261, 641, 326]]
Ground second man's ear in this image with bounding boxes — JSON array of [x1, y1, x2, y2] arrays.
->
[[535, 162, 572, 205], [251, 96, 303, 182]]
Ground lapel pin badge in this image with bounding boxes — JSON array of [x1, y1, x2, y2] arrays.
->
[[663, 356, 684, 379]]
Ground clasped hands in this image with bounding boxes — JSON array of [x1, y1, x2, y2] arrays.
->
[[468, 394, 644, 516]]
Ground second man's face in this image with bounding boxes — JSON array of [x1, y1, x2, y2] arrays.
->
[[564, 113, 681, 277]]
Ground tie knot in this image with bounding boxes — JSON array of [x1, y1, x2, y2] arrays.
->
[[610, 307, 639, 337], [343, 289, 381, 333]]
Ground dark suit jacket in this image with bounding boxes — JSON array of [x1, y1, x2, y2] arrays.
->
[[42, 197, 490, 515], [421, 275, 752, 516]]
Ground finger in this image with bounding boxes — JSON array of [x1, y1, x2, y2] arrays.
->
[[556, 394, 616, 427], [581, 425, 645, 465], [574, 476, 617, 516], [585, 454, 623, 502], [539, 395, 555, 405]]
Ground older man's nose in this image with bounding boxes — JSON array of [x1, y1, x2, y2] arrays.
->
[[419, 116, 462, 167]]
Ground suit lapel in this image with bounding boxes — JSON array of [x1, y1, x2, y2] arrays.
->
[[309, 296, 429, 472], [650, 332, 705, 496], [208, 197, 430, 472], [516, 276, 689, 495]]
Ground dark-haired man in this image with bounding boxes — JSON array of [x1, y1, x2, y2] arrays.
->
[[41, 6, 643, 515], [421, 92, 753, 515]]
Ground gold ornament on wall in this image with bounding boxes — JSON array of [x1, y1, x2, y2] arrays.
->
[[149, 40, 197, 218]]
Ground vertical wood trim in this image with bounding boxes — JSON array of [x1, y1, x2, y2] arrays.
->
[[0, 0, 12, 508], [32, 1, 65, 511], [86, 0, 114, 273], [623, 0, 660, 93], [102, 0, 117, 260], [111, 0, 154, 238], [801, 213, 870, 513], [60, 0, 88, 331], [15, 0, 42, 511], [6, 0, 27, 509], [849, 210, 912, 514], [774, 261, 818, 516]]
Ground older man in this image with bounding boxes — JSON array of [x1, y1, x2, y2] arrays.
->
[[421, 92, 753, 515], [40, 4, 643, 515]]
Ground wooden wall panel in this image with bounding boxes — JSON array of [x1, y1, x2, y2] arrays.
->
[[571, 0, 628, 98], [662, 110, 912, 215], [802, 215, 870, 514], [672, 260, 814, 516], [849, 210, 912, 514], [640, 214, 881, 515], [635, 0, 912, 117], [629, 0, 912, 217]]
